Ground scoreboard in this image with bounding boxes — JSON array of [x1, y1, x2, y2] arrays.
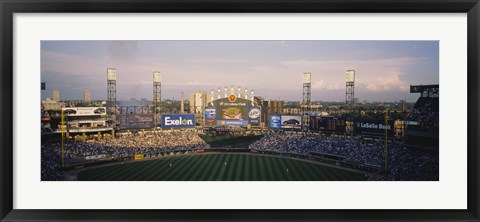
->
[[119, 114, 154, 129], [310, 116, 346, 133], [205, 97, 260, 127]]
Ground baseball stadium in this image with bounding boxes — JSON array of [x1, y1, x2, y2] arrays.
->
[[41, 69, 438, 181]]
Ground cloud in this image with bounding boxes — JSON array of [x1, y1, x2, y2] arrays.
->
[[107, 41, 140, 61], [123, 80, 152, 86], [358, 71, 410, 92], [41, 40, 433, 102], [264, 41, 289, 47], [280, 57, 425, 93], [41, 51, 106, 77], [41, 49, 172, 100], [191, 58, 243, 64], [311, 80, 343, 90]]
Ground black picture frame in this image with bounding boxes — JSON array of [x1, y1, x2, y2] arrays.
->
[[1, 0, 479, 221]]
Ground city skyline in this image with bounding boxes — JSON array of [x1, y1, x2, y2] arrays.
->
[[41, 40, 439, 102]]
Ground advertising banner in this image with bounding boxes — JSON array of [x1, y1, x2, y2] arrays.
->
[[269, 115, 281, 128], [354, 119, 394, 137], [62, 107, 106, 116], [216, 120, 248, 126], [281, 115, 302, 129], [85, 154, 107, 160], [134, 154, 144, 160], [205, 108, 216, 126], [161, 114, 195, 129], [248, 107, 261, 125]]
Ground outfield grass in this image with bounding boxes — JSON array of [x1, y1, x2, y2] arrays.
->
[[77, 154, 367, 181], [197, 135, 263, 148]]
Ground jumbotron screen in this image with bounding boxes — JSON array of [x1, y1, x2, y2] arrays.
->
[[310, 116, 346, 133], [205, 97, 259, 126], [221, 107, 244, 120], [119, 114, 154, 129]]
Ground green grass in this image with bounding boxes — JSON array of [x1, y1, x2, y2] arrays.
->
[[197, 135, 263, 148], [77, 154, 367, 181]]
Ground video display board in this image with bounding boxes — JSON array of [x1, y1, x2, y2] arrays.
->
[[217, 107, 248, 126], [119, 114, 154, 129], [269, 115, 281, 128], [310, 116, 346, 133], [222, 107, 244, 120], [161, 114, 195, 129], [206, 97, 259, 127], [281, 115, 302, 129], [354, 119, 394, 137]]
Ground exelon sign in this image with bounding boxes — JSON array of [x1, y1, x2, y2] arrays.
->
[[161, 114, 195, 129]]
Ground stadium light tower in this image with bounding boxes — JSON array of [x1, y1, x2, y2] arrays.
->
[[107, 68, 117, 122], [302, 72, 312, 132], [302, 72, 311, 113], [346, 70, 355, 108], [153, 71, 162, 119]]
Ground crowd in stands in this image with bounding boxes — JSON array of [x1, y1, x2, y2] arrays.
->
[[406, 97, 439, 126], [387, 146, 439, 180], [41, 130, 209, 181], [42, 128, 439, 181], [249, 131, 385, 166], [41, 145, 64, 181], [249, 131, 439, 181], [69, 130, 208, 158]]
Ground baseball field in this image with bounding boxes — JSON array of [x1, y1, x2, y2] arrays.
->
[[77, 153, 368, 181]]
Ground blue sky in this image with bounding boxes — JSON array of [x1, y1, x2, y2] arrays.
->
[[41, 40, 438, 102]]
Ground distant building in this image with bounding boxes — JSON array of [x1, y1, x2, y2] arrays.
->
[[268, 100, 284, 115], [189, 91, 213, 126], [260, 100, 284, 127], [42, 97, 65, 111], [180, 92, 185, 114], [83, 90, 91, 103], [283, 107, 302, 115], [189, 91, 213, 115], [254, 96, 267, 127], [52, 89, 60, 102]]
